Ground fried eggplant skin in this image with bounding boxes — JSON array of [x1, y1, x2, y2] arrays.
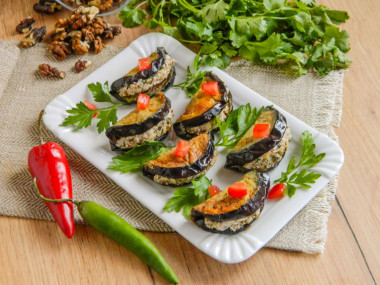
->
[[142, 133, 216, 185], [173, 72, 232, 140], [105, 93, 172, 151], [110, 47, 176, 103], [225, 107, 288, 172], [191, 171, 269, 234]]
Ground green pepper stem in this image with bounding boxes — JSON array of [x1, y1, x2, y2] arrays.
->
[[38, 110, 45, 145], [33, 177, 79, 206]]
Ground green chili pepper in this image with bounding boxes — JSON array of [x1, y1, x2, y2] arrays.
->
[[33, 178, 178, 284]]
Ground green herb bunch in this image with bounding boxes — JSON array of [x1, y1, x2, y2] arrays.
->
[[119, 0, 351, 75]]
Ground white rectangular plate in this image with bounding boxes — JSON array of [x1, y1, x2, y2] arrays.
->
[[44, 33, 344, 264]]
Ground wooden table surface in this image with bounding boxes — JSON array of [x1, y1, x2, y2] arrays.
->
[[1, 0, 379, 284]]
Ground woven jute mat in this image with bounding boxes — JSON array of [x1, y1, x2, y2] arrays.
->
[[0, 38, 344, 254]]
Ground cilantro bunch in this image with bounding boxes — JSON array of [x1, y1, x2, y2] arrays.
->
[[119, 0, 351, 75]]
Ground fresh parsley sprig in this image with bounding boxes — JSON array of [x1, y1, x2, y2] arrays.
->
[[108, 141, 172, 173], [61, 82, 123, 133], [163, 175, 212, 218], [216, 104, 264, 147], [275, 131, 325, 197], [173, 54, 208, 97]]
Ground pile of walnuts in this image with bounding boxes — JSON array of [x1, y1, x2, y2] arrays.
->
[[49, 6, 121, 60]]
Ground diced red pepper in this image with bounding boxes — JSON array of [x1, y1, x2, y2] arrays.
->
[[84, 100, 98, 118], [137, 94, 150, 110], [228, 183, 247, 198], [253, 123, 270, 139], [174, 140, 189, 158], [138, 58, 151, 71], [268, 183, 286, 199], [208, 185, 221, 197], [201, 81, 220, 96]]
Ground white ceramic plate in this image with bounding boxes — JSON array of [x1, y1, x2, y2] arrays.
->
[[44, 33, 344, 264]]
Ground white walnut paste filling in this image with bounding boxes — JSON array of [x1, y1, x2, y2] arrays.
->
[[115, 109, 174, 149], [204, 208, 261, 232], [118, 55, 175, 98], [243, 126, 292, 171]]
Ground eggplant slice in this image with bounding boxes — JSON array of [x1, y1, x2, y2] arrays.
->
[[105, 92, 173, 151], [191, 171, 269, 234], [173, 72, 232, 140], [225, 106, 291, 172], [110, 47, 176, 103], [142, 133, 217, 186]]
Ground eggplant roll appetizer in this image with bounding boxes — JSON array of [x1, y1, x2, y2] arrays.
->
[[110, 47, 176, 103], [173, 72, 232, 140], [225, 106, 291, 172], [105, 92, 173, 151], [191, 171, 269, 234], [142, 133, 217, 186]]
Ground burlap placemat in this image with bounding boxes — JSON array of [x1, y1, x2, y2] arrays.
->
[[0, 39, 344, 254]]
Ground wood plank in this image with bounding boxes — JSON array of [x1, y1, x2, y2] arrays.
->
[[319, 0, 380, 282], [0, 201, 373, 284]]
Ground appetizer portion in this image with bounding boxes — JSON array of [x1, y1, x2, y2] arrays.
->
[[110, 47, 176, 103], [173, 72, 232, 139], [225, 106, 291, 172], [142, 133, 216, 186], [191, 171, 269, 234], [105, 92, 173, 151]]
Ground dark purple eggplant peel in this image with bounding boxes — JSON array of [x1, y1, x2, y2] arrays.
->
[[225, 106, 291, 173], [191, 171, 269, 234], [173, 72, 232, 140], [110, 47, 176, 103], [106, 92, 173, 151], [142, 133, 216, 186]]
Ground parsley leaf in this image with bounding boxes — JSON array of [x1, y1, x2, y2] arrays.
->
[[173, 54, 208, 97], [216, 104, 264, 147], [164, 175, 212, 218], [118, 3, 147, 28], [274, 131, 325, 197], [197, 0, 229, 23], [108, 141, 171, 173], [61, 82, 123, 133]]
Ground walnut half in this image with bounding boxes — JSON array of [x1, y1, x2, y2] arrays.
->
[[20, 26, 46, 48], [39, 64, 66, 79], [16, 17, 36, 34]]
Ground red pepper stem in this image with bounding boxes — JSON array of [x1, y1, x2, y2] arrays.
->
[[38, 110, 45, 145], [33, 177, 79, 206]]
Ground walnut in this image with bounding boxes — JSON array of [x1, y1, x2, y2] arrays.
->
[[68, 30, 83, 40], [74, 59, 92, 72], [50, 41, 72, 61], [84, 17, 107, 35], [94, 36, 104, 54], [72, 38, 90, 55], [55, 18, 70, 29], [33, 0, 62, 14], [16, 17, 35, 34], [20, 26, 46, 48], [70, 14, 88, 30], [84, 30, 95, 44], [39, 64, 66, 79], [102, 25, 121, 40], [94, 0, 113, 12], [76, 6, 100, 20], [51, 28, 68, 41]]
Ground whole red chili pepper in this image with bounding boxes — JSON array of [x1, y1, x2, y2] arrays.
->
[[27, 110, 74, 238]]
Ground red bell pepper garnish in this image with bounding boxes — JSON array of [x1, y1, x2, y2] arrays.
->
[[137, 93, 150, 110], [253, 123, 270, 139], [84, 100, 98, 118], [208, 185, 221, 197], [201, 81, 220, 96], [174, 139, 189, 158], [138, 58, 151, 71], [268, 183, 286, 199], [28, 111, 74, 238], [228, 183, 248, 198]]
